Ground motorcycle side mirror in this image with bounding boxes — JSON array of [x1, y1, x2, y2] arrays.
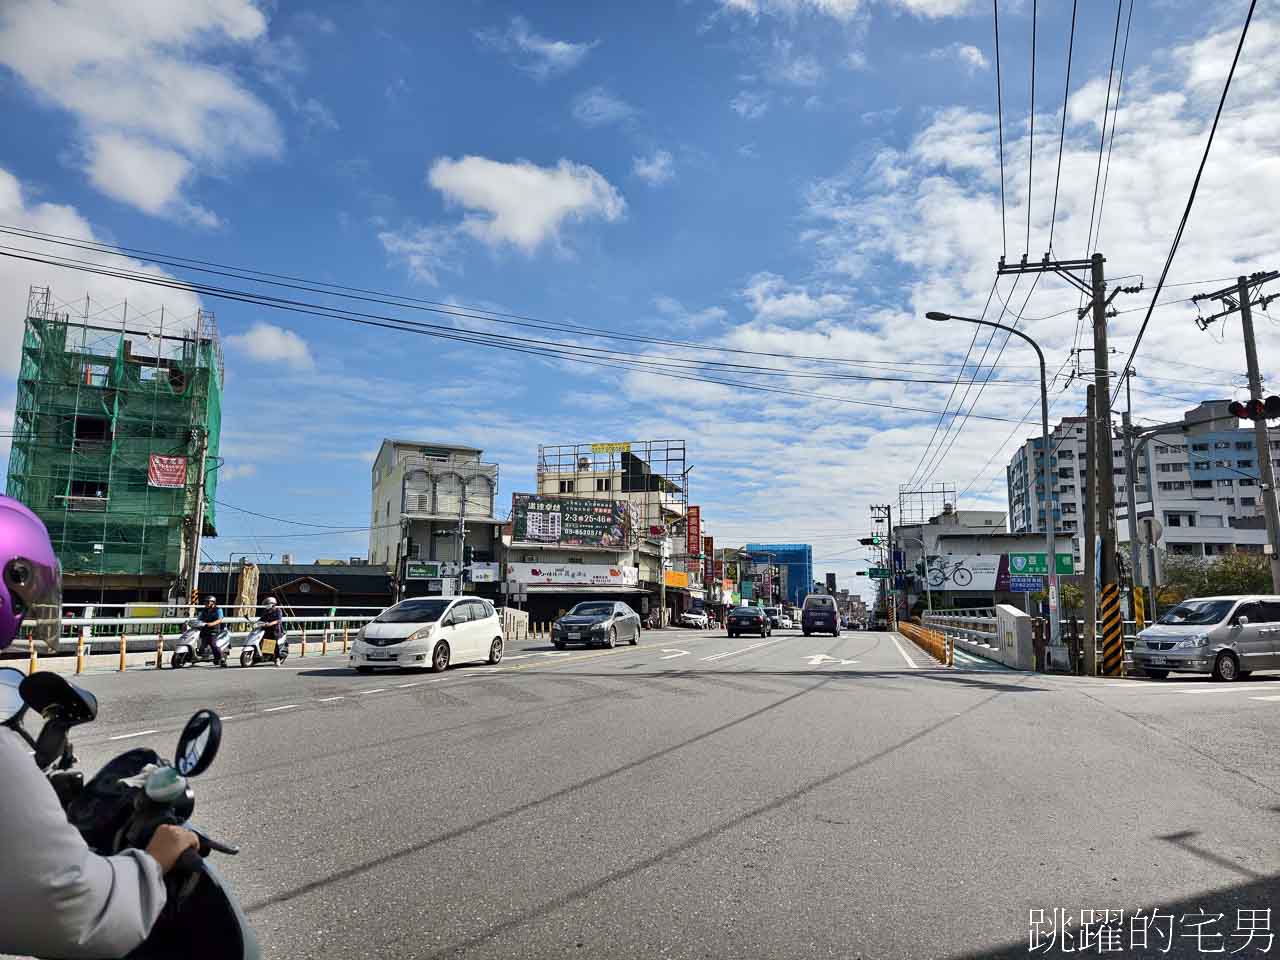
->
[[33, 719, 70, 770], [174, 709, 222, 777], [0, 667, 25, 724], [19, 672, 98, 724]]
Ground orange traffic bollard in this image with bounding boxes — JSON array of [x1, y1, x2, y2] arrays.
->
[[300, 625, 307, 658], [156, 632, 165, 669], [322, 627, 329, 656], [27, 634, 37, 674], [342, 625, 349, 653], [75, 634, 85, 674], [118, 634, 127, 672]]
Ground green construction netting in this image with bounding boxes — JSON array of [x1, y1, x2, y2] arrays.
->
[[5, 312, 222, 578]]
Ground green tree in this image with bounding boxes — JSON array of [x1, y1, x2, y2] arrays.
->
[[1204, 551, 1271, 595], [1059, 582, 1084, 614]]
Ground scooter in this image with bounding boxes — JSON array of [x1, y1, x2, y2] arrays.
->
[[0, 666, 259, 959], [239, 622, 289, 667], [172, 618, 231, 668]]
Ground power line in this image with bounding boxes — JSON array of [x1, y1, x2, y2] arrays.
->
[[1046, 0, 1078, 253], [993, 0, 1008, 259], [1086, 1, 1126, 255], [1026, 0, 1037, 255], [1113, 0, 1259, 406], [0, 247, 1041, 425], [0, 223, 1022, 375], [1093, 0, 1135, 253]]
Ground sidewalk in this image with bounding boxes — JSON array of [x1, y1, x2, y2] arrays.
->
[[3, 642, 353, 677]]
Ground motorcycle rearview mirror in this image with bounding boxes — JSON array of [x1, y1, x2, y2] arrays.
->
[[174, 709, 221, 777], [0, 667, 26, 724], [33, 719, 70, 770], [19, 672, 98, 725]]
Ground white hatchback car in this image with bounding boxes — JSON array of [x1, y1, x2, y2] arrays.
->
[[351, 596, 504, 673]]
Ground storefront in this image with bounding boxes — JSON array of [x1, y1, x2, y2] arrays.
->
[[508, 561, 645, 623]]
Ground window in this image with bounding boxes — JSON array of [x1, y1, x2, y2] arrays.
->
[[595, 477, 612, 492], [1157, 463, 1185, 473], [1218, 497, 1235, 507], [1192, 442, 1209, 452], [1193, 480, 1213, 489], [1193, 461, 1210, 471], [1158, 481, 1189, 492], [1058, 467, 1074, 478], [1238, 460, 1254, 469], [1240, 478, 1256, 487], [73, 415, 112, 444], [80, 362, 109, 387], [1200, 515, 1224, 528], [385, 501, 390, 519], [1235, 441, 1253, 450], [1214, 441, 1231, 450], [1061, 520, 1077, 531], [68, 479, 108, 499], [1214, 460, 1231, 468], [559, 479, 574, 493], [1169, 542, 1197, 555], [1242, 497, 1257, 507], [1218, 479, 1234, 488], [1164, 512, 1196, 527]]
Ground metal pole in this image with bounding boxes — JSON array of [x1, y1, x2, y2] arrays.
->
[[1084, 384, 1098, 676], [185, 428, 208, 603], [1237, 276, 1280, 592], [1035, 336, 1060, 649], [1091, 253, 1124, 676]]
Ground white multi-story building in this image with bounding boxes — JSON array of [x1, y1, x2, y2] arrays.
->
[[1007, 401, 1276, 579]]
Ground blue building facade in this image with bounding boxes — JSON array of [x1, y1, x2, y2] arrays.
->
[[745, 542, 814, 607]]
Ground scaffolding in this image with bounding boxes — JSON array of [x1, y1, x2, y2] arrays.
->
[[897, 483, 957, 528], [535, 440, 688, 544], [5, 287, 223, 595]]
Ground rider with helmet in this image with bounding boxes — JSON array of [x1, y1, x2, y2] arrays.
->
[[0, 495, 198, 957], [260, 596, 285, 652], [197, 594, 227, 667]]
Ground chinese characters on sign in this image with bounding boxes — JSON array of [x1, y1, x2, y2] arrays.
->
[[686, 505, 701, 564], [511, 494, 630, 547], [703, 536, 714, 580], [146, 454, 188, 489], [1028, 907, 1272, 954]]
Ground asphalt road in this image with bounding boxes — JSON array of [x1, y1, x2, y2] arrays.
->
[[39, 627, 1280, 959]]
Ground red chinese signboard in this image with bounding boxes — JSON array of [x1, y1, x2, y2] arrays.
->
[[686, 506, 701, 562], [703, 536, 714, 579], [147, 455, 188, 489]]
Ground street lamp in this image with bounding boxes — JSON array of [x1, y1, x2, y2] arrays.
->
[[928, 310, 1059, 649]]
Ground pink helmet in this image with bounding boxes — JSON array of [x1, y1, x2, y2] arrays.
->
[[0, 496, 61, 650]]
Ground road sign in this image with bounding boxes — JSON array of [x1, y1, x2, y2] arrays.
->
[[1008, 553, 1074, 575], [1009, 575, 1044, 593], [867, 567, 891, 579], [1137, 517, 1164, 545]]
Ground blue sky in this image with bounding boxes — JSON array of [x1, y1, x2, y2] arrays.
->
[[1, 0, 1277, 599]]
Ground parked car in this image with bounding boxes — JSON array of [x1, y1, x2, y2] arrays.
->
[[779, 614, 794, 630], [762, 606, 783, 629], [680, 608, 710, 629], [1134, 595, 1280, 681], [351, 596, 503, 673], [802, 594, 841, 637], [727, 606, 771, 638], [553, 601, 641, 648]]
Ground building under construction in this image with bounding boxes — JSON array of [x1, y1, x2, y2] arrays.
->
[[5, 287, 223, 604]]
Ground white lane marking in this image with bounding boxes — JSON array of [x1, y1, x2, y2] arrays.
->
[[263, 704, 298, 713], [1177, 686, 1280, 696], [660, 649, 690, 660], [318, 696, 345, 702], [1101, 681, 1150, 687], [701, 637, 782, 662], [890, 633, 920, 669], [1250, 695, 1280, 702], [501, 654, 536, 661], [803, 654, 859, 667], [396, 682, 422, 688], [221, 715, 240, 721], [109, 729, 157, 741], [361, 688, 386, 695]]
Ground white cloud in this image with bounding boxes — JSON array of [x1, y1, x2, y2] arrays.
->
[[378, 224, 457, 285], [654, 295, 728, 328], [0, 166, 203, 376], [571, 87, 635, 126], [220, 463, 258, 482], [928, 42, 990, 73], [845, 50, 870, 71], [633, 149, 675, 186], [427, 155, 626, 254], [738, 143, 760, 158], [0, 0, 282, 221], [776, 53, 823, 87], [225, 322, 315, 370], [714, 0, 974, 21], [731, 90, 770, 119], [741, 272, 849, 321], [478, 16, 594, 78]]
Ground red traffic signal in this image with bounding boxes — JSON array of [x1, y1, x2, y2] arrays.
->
[[1229, 397, 1280, 420]]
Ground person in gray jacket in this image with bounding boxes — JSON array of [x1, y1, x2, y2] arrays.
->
[[0, 495, 198, 958]]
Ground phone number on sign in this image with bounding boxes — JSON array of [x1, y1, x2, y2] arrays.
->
[[1029, 908, 1272, 954]]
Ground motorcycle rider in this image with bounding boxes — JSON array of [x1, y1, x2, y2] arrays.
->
[[259, 596, 285, 654], [197, 594, 227, 666], [0, 495, 198, 958]]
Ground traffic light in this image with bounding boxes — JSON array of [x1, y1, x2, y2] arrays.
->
[[1228, 396, 1280, 420], [462, 545, 474, 566], [856, 570, 868, 577], [858, 536, 882, 546]]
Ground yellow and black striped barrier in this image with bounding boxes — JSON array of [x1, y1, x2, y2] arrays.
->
[[1100, 583, 1125, 676]]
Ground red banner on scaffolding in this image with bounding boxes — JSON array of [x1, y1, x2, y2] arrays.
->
[[147, 455, 188, 489]]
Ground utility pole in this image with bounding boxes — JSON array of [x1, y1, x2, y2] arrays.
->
[[998, 253, 1139, 676], [1192, 271, 1280, 592], [1083, 385, 1098, 676], [870, 504, 896, 630], [183, 427, 209, 606], [1120, 410, 1145, 630]]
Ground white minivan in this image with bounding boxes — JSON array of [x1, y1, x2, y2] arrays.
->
[[350, 596, 504, 673]]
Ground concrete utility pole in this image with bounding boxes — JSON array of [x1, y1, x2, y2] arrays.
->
[[1083, 385, 1098, 677], [870, 504, 896, 629], [998, 253, 1139, 676], [184, 427, 209, 604], [1120, 410, 1145, 629], [1192, 271, 1280, 592]]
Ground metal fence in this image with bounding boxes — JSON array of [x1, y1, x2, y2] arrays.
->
[[922, 607, 1141, 669]]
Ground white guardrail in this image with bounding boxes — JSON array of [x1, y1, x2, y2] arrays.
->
[[922, 607, 1140, 667]]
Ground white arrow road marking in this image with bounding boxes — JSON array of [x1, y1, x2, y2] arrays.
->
[[660, 649, 690, 660], [803, 654, 859, 667]]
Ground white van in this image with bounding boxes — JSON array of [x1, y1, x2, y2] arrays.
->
[[351, 596, 504, 673]]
